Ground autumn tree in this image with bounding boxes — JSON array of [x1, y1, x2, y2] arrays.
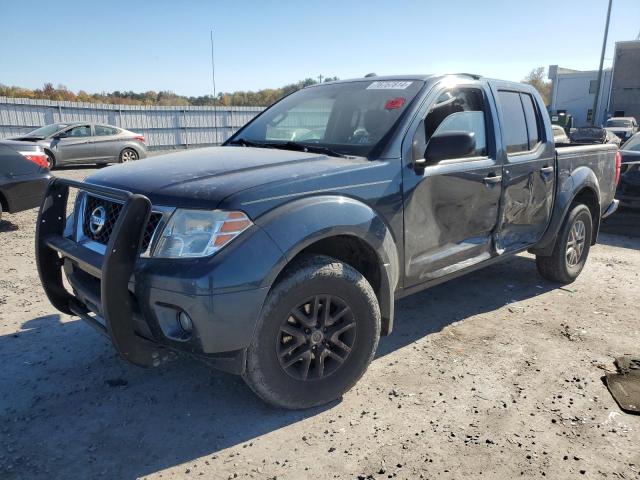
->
[[522, 67, 551, 106], [0, 75, 339, 107]]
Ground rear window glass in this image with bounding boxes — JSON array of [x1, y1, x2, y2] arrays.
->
[[497, 91, 528, 153], [606, 119, 631, 128], [622, 134, 640, 152]]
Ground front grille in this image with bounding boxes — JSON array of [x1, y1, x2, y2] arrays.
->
[[82, 196, 122, 244], [142, 213, 163, 251], [81, 195, 163, 252]]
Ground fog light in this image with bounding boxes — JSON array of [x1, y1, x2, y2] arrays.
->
[[177, 311, 193, 333]]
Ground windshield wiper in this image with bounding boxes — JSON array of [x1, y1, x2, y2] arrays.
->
[[229, 138, 348, 158], [227, 138, 270, 148], [268, 141, 347, 158]]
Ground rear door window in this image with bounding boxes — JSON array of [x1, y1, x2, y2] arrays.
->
[[497, 91, 528, 154], [95, 125, 118, 136], [521, 93, 541, 149]]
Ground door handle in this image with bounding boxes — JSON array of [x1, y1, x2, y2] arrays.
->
[[483, 174, 502, 185], [540, 166, 554, 173]]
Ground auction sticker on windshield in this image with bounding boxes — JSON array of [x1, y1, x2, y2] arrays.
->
[[366, 81, 413, 90]]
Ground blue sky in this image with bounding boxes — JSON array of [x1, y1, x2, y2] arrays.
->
[[1, 0, 639, 96]]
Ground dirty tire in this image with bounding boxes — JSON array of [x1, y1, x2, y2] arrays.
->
[[243, 255, 381, 409], [119, 148, 138, 163], [536, 203, 593, 283]]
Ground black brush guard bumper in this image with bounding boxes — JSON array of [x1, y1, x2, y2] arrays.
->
[[36, 178, 166, 367]]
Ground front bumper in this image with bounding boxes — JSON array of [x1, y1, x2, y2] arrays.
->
[[36, 178, 272, 371]]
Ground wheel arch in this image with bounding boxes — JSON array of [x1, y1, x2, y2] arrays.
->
[[256, 195, 400, 335], [43, 148, 56, 168], [572, 186, 600, 245], [530, 166, 601, 256]]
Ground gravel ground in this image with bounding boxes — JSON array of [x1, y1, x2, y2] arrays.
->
[[1, 165, 639, 480]]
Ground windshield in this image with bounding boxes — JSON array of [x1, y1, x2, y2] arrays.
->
[[606, 119, 631, 128], [25, 123, 69, 138], [622, 134, 640, 152], [230, 80, 424, 157]]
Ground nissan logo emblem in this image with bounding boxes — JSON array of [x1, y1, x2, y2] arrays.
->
[[89, 206, 107, 235]]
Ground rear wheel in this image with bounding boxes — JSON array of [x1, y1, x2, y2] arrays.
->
[[119, 148, 138, 163], [536, 203, 593, 283], [242, 255, 381, 409]]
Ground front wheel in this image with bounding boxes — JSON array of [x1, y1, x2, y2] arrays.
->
[[44, 150, 55, 170], [536, 203, 593, 283], [119, 148, 138, 163], [242, 255, 381, 409]]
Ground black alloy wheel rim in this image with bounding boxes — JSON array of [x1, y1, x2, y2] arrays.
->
[[276, 295, 356, 381]]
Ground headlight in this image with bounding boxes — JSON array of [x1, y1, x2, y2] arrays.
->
[[152, 209, 252, 258]]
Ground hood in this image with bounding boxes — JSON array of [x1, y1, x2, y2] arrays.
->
[[85, 146, 371, 209]]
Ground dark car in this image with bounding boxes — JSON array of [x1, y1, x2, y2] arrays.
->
[[616, 132, 640, 208], [0, 140, 51, 220], [36, 74, 619, 409]]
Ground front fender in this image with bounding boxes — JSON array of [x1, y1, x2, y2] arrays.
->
[[531, 166, 600, 256], [255, 195, 399, 334]]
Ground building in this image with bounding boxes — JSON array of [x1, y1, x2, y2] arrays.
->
[[548, 65, 612, 127], [609, 40, 640, 121], [548, 39, 640, 127]]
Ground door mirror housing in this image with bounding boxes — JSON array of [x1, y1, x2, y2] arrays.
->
[[416, 131, 476, 167], [53, 131, 68, 139]]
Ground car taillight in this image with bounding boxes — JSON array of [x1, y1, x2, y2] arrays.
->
[[19, 151, 49, 169], [133, 135, 145, 143], [615, 150, 622, 185]]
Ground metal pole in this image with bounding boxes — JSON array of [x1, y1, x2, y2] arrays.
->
[[591, 0, 613, 126], [210, 29, 218, 145]]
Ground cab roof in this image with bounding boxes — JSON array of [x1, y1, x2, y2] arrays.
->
[[308, 73, 484, 87]]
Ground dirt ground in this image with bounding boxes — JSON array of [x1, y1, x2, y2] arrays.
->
[[1, 165, 640, 480]]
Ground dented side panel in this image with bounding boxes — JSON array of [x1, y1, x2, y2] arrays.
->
[[496, 143, 556, 252]]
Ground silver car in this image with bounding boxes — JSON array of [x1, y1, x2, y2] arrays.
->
[[10, 122, 147, 168]]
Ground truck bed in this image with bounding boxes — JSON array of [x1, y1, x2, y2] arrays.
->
[[555, 143, 618, 214]]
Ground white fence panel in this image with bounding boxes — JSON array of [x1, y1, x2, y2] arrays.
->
[[0, 97, 264, 149]]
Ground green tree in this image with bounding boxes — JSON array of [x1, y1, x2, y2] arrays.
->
[[522, 67, 551, 106]]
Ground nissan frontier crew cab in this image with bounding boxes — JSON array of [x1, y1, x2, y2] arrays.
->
[[36, 74, 620, 409]]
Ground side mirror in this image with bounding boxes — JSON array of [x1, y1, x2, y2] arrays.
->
[[53, 131, 68, 139], [416, 131, 476, 167]]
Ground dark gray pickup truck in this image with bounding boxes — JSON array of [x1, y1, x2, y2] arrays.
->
[[36, 74, 620, 409]]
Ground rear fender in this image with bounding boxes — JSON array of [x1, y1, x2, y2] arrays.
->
[[530, 166, 600, 256], [255, 195, 399, 334]]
